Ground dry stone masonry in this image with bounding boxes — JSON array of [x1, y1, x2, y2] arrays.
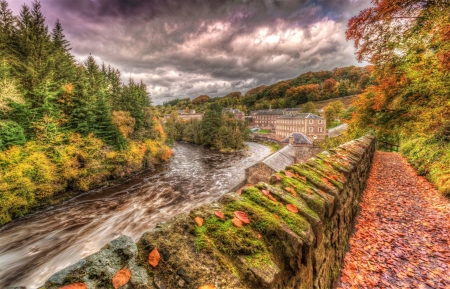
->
[[43, 135, 376, 289]]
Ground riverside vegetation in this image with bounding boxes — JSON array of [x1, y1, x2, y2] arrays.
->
[[0, 1, 172, 225]]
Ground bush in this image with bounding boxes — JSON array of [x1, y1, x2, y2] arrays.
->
[[0, 120, 26, 150]]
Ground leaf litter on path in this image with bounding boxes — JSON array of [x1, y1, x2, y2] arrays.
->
[[338, 152, 450, 289]]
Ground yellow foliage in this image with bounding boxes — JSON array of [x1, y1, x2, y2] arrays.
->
[[112, 111, 136, 138], [0, 131, 173, 226]]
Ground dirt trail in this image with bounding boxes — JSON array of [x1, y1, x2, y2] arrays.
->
[[338, 152, 450, 289]]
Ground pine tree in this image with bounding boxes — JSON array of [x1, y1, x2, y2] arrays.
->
[[0, 0, 16, 59], [201, 102, 222, 147], [93, 92, 125, 149], [51, 19, 74, 85]]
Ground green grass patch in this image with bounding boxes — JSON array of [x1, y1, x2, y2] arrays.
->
[[256, 129, 270, 134]]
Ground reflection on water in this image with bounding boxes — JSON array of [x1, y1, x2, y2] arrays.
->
[[0, 142, 271, 288]]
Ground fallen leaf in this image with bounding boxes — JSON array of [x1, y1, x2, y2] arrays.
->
[[59, 284, 87, 289], [148, 248, 161, 268], [198, 285, 215, 289], [276, 175, 282, 181], [195, 216, 204, 226], [234, 211, 250, 224], [232, 217, 243, 227], [112, 268, 131, 289], [257, 233, 262, 239], [214, 211, 224, 219], [286, 204, 298, 213], [268, 195, 277, 202], [285, 171, 294, 177], [261, 189, 270, 196], [285, 187, 297, 196]]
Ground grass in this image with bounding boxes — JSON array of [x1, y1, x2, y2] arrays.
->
[[327, 121, 342, 129], [256, 129, 271, 134], [262, 142, 280, 152]]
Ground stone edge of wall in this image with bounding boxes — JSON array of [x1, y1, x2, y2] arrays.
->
[[42, 135, 376, 289]]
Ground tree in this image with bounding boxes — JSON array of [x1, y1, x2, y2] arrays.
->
[[322, 78, 337, 96], [330, 100, 345, 117], [301, 101, 318, 115], [0, 120, 26, 149], [324, 105, 336, 126], [201, 102, 222, 147]]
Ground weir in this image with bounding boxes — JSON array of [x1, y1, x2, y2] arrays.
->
[[42, 135, 376, 289]]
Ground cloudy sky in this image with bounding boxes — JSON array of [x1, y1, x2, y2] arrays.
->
[[9, 0, 370, 104]]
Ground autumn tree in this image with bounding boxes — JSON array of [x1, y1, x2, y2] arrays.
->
[[346, 0, 450, 195]]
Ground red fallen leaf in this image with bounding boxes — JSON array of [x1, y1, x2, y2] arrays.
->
[[257, 233, 262, 239], [59, 284, 87, 289], [198, 285, 215, 289], [261, 189, 270, 196], [236, 188, 242, 195], [148, 248, 161, 268], [285, 187, 297, 196], [296, 174, 307, 181], [214, 211, 224, 219], [268, 195, 277, 202], [331, 175, 339, 181], [276, 175, 282, 181], [285, 171, 294, 177], [321, 177, 332, 186], [234, 211, 250, 224], [112, 268, 131, 289], [286, 204, 298, 213], [195, 216, 204, 226], [232, 217, 243, 227], [274, 215, 279, 219], [305, 189, 313, 194]]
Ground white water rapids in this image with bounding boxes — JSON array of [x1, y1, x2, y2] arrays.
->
[[0, 142, 271, 288]]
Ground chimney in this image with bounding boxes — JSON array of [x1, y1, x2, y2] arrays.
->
[[289, 134, 294, 145]]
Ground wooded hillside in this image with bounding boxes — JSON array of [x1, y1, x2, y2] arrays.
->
[[0, 0, 172, 225]]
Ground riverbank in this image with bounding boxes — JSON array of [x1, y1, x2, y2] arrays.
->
[[0, 136, 173, 227], [0, 142, 271, 288]]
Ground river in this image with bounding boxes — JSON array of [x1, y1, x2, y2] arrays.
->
[[0, 142, 271, 288]]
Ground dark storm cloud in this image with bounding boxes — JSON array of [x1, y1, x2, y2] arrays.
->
[[9, 0, 371, 103]]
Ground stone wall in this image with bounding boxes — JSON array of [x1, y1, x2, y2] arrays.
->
[[293, 145, 323, 163], [43, 135, 376, 289], [245, 162, 276, 185]]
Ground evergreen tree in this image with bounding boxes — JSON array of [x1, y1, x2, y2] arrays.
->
[[201, 102, 222, 147], [93, 92, 125, 149]]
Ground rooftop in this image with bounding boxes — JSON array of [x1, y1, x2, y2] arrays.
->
[[281, 132, 313, 145], [277, 113, 323, 119], [262, 145, 295, 172]]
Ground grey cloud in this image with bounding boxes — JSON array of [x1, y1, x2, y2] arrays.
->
[[9, 0, 371, 104]]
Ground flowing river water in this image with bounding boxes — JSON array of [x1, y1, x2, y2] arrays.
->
[[0, 142, 271, 288]]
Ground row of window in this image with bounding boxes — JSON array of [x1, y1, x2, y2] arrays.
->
[[276, 126, 323, 133]]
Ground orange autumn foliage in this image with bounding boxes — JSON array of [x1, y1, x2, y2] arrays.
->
[[195, 216, 204, 226], [148, 248, 161, 268], [112, 268, 131, 289]]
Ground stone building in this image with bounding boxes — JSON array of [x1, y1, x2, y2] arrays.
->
[[280, 132, 323, 163], [251, 110, 285, 130], [163, 109, 204, 122], [275, 113, 326, 140], [223, 108, 245, 121]]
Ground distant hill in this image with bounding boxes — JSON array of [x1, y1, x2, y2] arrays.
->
[[160, 65, 373, 114]]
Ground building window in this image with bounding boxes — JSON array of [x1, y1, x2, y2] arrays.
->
[[309, 119, 313, 124], [309, 127, 313, 133], [319, 120, 323, 124], [318, 127, 323, 132]]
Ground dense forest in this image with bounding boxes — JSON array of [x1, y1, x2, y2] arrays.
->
[[158, 65, 372, 115], [346, 0, 450, 196], [164, 102, 249, 152], [0, 1, 172, 225]]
